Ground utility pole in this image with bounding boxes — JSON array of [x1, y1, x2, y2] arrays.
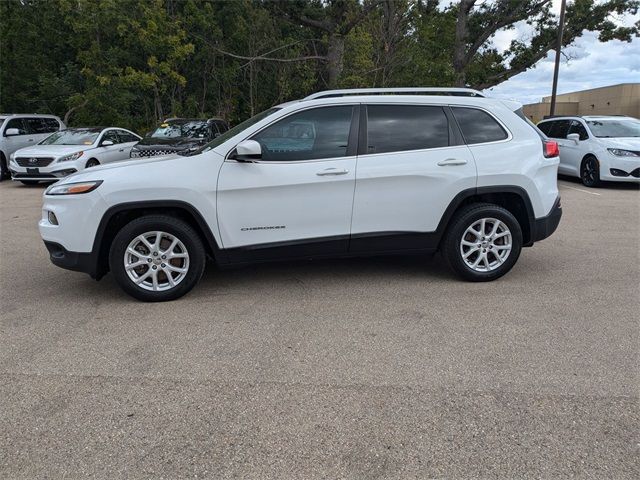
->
[[550, 0, 567, 117]]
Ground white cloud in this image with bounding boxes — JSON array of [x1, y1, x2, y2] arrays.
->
[[482, 1, 639, 105]]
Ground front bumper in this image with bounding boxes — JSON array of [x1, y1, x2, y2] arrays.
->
[[10, 162, 77, 181], [600, 155, 640, 182], [531, 196, 562, 243], [44, 241, 102, 279]]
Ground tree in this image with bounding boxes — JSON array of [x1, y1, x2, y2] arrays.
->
[[449, 0, 640, 88], [269, 0, 384, 87]]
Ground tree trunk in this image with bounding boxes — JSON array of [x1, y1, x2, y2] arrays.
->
[[326, 34, 345, 88]]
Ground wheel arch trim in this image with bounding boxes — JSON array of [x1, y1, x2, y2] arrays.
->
[[91, 200, 223, 278]]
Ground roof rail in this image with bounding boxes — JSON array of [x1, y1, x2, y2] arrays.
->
[[304, 87, 485, 100]]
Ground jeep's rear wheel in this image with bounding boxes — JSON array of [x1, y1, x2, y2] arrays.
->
[[109, 215, 206, 301], [442, 203, 522, 281]]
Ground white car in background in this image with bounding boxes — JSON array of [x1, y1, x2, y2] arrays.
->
[[9, 127, 141, 185], [537, 115, 640, 187], [0, 113, 65, 180]]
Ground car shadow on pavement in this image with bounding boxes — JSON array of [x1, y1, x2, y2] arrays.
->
[[558, 174, 640, 190]]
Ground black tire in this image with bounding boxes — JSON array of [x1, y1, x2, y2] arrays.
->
[[109, 215, 206, 302], [580, 155, 601, 187], [0, 153, 9, 180], [85, 158, 100, 168], [441, 203, 522, 282], [20, 180, 40, 185]]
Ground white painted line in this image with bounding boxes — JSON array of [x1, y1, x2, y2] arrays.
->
[[559, 184, 601, 196]]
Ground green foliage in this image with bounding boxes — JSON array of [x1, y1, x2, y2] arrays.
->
[[0, 0, 637, 133]]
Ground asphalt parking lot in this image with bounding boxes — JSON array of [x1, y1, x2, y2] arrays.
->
[[0, 178, 638, 479]]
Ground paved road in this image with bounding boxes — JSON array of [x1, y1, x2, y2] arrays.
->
[[0, 178, 638, 479]]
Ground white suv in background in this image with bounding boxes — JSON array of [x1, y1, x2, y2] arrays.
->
[[9, 127, 141, 184], [0, 114, 65, 180], [537, 115, 640, 187], [39, 88, 562, 301]]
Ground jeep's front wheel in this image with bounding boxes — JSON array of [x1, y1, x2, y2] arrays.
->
[[109, 215, 206, 301], [442, 204, 522, 282]]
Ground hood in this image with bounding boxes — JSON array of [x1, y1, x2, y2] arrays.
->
[[13, 145, 91, 158], [597, 137, 640, 150], [136, 136, 207, 149], [55, 152, 193, 184]]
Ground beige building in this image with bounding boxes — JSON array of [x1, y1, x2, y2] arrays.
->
[[523, 83, 640, 123]]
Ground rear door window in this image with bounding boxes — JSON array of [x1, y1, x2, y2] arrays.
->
[[451, 107, 508, 144], [547, 120, 570, 139], [537, 121, 553, 136], [365, 105, 449, 154], [118, 130, 139, 143], [42, 118, 61, 133]]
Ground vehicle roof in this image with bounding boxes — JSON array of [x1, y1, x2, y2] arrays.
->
[[275, 94, 518, 110], [539, 115, 632, 122], [161, 117, 226, 124], [0, 113, 60, 118], [61, 126, 107, 131]]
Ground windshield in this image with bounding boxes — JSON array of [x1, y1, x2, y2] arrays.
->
[[150, 121, 210, 139], [40, 129, 100, 145], [198, 108, 281, 154], [586, 118, 640, 138]]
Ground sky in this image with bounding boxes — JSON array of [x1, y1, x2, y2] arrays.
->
[[482, 2, 639, 105]]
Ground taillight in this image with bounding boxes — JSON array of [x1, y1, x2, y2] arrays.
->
[[544, 140, 559, 158]]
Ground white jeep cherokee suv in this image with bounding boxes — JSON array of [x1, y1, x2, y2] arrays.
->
[[39, 88, 562, 302]]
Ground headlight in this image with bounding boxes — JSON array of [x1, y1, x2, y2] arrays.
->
[[608, 148, 639, 157], [58, 151, 84, 162], [46, 180, 102, 195]]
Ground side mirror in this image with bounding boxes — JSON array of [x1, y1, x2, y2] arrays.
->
[[101, 140, 114, 146], [232, 140, 262, 162], [566, 133, 580, 145], [5, 128, 20, 136]]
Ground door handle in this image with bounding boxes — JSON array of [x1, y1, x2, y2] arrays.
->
[[437, 158, 467, 166], [316, 168, 349, 176], [119, 149, 125, 152], [28, 139, 34, 142]]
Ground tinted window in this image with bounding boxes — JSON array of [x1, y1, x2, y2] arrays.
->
[[216, 121, 229, 133], [537, 121, 553, 136], [366, 105, 449, 154], [5, 118, 27, 135], [23, 118, 49, 134], [452, 107, 508, 144], [42, 118, 61, 133], [568, 120, 588, 140], [547, 120, 570, 139], [252, 106, 353, 161], [101, 130, 120, 144], [118, 130, 139, 142]]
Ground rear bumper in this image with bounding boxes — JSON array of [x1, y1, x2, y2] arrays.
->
[[531, 196, 562, 243], [44, 241, 102, 279]]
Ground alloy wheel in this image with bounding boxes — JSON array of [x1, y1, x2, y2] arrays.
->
[[459, 218, 512, 272], [124, 231, 190, 291], [582, 158, 598, 185]]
